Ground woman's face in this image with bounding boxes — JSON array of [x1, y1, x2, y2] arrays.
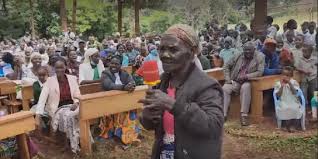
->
[[54, 60, 66, 77], [25, 51, 32, 57], [109, 58, 121, 73], [159, 35, 194, 73], [118, 45, 125, 53], [68, 51, 78, 62], [90, 53, 100, 64], [31, 56, 42, 67]]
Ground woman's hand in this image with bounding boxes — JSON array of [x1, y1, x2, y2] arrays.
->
[[70, 103, 79, 111], [138, 89, 176, 111]]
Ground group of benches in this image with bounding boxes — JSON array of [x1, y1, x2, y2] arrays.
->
[[0, 66, 302, 157]]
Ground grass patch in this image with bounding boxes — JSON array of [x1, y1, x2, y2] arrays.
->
[[225, 122, 318, 159]]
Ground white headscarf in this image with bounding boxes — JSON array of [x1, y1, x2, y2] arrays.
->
[[84, 48, 99, 63], [30, 52, 42, 61]]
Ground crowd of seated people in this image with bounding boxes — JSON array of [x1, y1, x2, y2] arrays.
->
[[0, 17, 317, 157]]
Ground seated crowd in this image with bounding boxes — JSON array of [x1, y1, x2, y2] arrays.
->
[[0, 17, 317, 157]]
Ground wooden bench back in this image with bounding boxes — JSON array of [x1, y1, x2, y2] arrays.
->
[[79, 85, 147, 120], [79, 83, 103, 95], [0, 80, 17, 95], [0, 111, 35, 140]]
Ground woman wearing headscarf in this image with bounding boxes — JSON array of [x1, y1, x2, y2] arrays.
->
[[22, 52, 43, 84], [79, 48, 105, 85], [139, 24, 224, 159]]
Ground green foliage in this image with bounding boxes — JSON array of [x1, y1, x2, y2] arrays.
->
[[35, 0, 61, 38], [0, 0, 30, 39], [68, 1, 116, 40], [140, 10, 184, 34]]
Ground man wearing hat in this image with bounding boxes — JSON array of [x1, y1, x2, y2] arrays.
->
[[261, 38, 282, 75]]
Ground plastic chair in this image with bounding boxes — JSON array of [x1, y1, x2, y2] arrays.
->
[[273, 89, 306, 130]]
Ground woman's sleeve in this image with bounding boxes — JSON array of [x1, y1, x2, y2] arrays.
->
[[73, 77, 81, 102], [36, 80, 49, 115], [171, 84, 224, 138]]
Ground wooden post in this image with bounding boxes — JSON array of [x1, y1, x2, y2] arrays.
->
[[134, 0, 140, 36], [17, 134, 31, 159], [252, 0, 267, 36], [72, 0, 77, 32], [28, 0, 35, 39], [60, 0, 67, 32], [118, 0, 123, 36], [79, 120, 91, 155]]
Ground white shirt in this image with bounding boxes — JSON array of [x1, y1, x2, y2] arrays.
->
[[114, 73, 123, 85]]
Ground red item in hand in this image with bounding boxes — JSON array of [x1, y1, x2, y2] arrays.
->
[[136, 60, 160, 86]]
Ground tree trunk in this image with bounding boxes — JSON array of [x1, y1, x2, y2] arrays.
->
[[2, 0, 7, 14], [29, 0, 35, 39], [117, 0, 123, 36], [134, 0, 140, 36], [72, 0, 77, 32], [60, 0, 67, 32]]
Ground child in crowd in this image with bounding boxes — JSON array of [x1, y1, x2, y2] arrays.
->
[[311, 91, 318, 122], [295, 44, 317, 105], [274, 66, 303, 132], [32, 66, 48, 105], [291, 34, 304, 64], [219, 37, 237, 64], [284, 30, 295, 50]]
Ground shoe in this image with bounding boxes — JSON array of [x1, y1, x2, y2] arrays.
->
[[240, 116, 249, 126]]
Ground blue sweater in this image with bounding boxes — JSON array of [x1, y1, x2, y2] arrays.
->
[[261, 48, 281, 75]]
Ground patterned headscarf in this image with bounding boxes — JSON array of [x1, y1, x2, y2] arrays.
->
[[164, 24, 200, 55]]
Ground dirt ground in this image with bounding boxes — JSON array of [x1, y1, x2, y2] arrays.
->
[[31, 116, 317, 159]]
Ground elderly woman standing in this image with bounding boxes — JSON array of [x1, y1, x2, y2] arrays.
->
[[139, 24, 224, 159], [79, 48, 105, 85]]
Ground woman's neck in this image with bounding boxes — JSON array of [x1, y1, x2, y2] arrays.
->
[[57, 74, 66, 81]]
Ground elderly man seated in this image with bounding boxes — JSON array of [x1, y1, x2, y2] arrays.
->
[[223, 41, 265, 126]]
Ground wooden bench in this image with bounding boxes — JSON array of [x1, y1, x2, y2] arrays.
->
[[0, 111, 36, 159], [79, 85, 148, 154], [204, 67, 225, 81], [21, 82, 104, 111], [0, 80, 22, 113], [226, 71, 302, 122]]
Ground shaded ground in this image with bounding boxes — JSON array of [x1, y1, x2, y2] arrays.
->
[[32, 118, 317, 159]]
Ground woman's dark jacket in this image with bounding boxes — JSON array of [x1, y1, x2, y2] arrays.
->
[[140, 64, 224, 159]]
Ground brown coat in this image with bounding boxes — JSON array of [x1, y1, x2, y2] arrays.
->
[[223, 51, 265, 83], [140, 64, 224, 159]]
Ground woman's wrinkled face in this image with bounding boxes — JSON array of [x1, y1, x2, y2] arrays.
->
[[31, 56, 42, 67], [68, 51, 78, 62], [54, 60, 66, 77], [109, 58, 121, 73], [159, 35, 194, 73]]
